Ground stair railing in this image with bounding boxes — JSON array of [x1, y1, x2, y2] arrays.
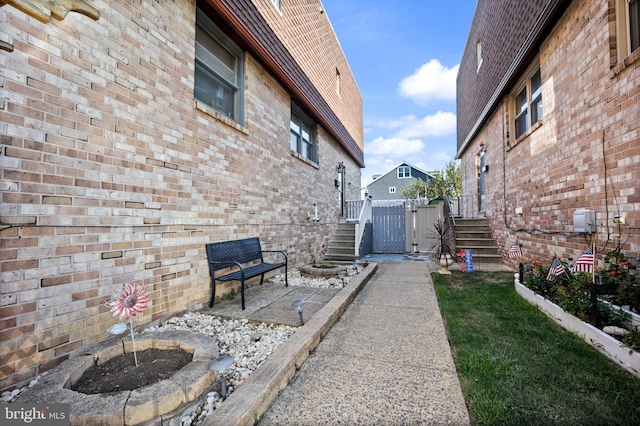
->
[[443, 197, 457, 253], [353, 197, 372, 257], [344, 200, 363, 221]]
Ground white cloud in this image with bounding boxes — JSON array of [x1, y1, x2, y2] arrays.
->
[[373, 111, 456, 137], [398, 59, 459, 103], [366, 136, 425, 156], [396, 111, 456, 138]]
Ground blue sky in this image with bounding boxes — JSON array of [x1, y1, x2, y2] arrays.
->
[[321, 0, 477, 187]]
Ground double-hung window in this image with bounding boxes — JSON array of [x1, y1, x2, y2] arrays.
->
[[290, 107, 317, 163], [514, 68, 542, 139], [632, 0, 640, 52], [194, 9, 244, 124], [397, 166, 411, 178], [615, 0, 640, 62]]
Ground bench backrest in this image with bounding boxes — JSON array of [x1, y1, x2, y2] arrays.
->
[[206, 237, 264, 271]]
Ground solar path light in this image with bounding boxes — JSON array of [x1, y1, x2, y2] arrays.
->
[[208, 355, 234, 401], [292, 299, 306, 326]]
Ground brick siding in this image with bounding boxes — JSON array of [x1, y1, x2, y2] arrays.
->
[[458, 0, 640, 268], [0, 0, 362, 391]]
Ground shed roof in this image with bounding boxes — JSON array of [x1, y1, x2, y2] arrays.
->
[[364, 162, 435, 188]]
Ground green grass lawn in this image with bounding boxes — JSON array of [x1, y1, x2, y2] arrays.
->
[[433, 271, 640, 425]]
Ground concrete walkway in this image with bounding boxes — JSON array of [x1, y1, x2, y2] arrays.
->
[[257, 261, 471, 425]]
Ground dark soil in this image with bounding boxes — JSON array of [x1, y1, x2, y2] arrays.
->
[[70, 348, 192, 394]]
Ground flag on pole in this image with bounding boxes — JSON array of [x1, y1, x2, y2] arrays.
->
[[546, 256, 566, 281], [570, 245, 594, 273], [508, 243, 522, 258]]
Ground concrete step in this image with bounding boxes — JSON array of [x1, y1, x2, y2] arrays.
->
[[456, 245, 500, 256], [323, 253, 359, 261], [465, 253, 503, 264], [455, 238, 497, 246]]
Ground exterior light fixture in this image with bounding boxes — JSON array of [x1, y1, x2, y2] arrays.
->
[[292, 299, 306, 326], [208, 355, 234, 401], [337, 270, 346, 287]]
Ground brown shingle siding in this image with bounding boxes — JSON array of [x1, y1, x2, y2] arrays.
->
[[457, 0, 570, 154]]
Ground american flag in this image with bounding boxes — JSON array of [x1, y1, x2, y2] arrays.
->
[[570, 245, 594, 273], [546, 256, 566, 281], [508, 244, 522, 258]]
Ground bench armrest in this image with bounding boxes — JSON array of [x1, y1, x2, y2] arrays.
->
[[210, 260, 245, 274], [261, 250, 288, 262]]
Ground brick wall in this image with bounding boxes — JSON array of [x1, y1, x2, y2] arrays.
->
[[0, 0, 362, 391], [256, 0, 364, 151], [459, 0, 640, 268]]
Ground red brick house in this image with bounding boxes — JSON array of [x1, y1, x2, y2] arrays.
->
[[456, 0, 639, 267], [0, 0, 363, 391]]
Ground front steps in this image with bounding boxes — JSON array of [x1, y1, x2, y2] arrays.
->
[[454, 218, 502, 263], [324, 222, 358, 261]]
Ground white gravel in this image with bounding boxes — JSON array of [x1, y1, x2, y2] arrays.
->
[[2, 265, 362, 426]]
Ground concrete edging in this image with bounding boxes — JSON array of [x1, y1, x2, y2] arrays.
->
[[515, 277, 640, 379], [202, 262, 379, 426]]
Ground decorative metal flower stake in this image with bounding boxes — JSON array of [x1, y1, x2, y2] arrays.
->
[[105, 282, 150, 366]]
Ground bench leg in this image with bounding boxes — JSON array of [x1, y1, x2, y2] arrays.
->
[[209, 279, 216, 308], [240, 280, 245, 310], [284, 264, 288, 287]]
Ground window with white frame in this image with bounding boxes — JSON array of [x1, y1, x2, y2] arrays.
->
[[271, 0, 281, 11], [194, 9, 244, 124], [389, 187, 396, 194], [476, 39, 483, 72], [615, 0, 640, 62], [514, 67, 542, 139], [290, 106, 317, 163], [397, 166, 411, 178]]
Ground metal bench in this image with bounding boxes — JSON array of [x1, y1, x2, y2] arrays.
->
[[205, 237, 288, 310]]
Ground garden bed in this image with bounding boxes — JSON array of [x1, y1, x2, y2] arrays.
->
[[514, 274, 640, 379]]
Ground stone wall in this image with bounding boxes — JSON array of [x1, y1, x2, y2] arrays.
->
[[0, 0, 362, 391], [459, 0, 640, 268]]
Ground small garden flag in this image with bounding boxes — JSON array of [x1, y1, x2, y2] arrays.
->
[[570, 245, 594, 273], [508, 243, 522, 258], [546, 256, 566, 281]]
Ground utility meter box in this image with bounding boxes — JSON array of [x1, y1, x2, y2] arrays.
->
[[573, 209, 596, 233]]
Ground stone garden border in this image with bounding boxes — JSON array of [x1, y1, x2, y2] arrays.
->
[[17, 329, 218, 425]]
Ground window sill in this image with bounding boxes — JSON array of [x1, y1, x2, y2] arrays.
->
[[507, 119, 543, 151], [609, 48, 640, 78], [290, 151, 319, 168], [195, 100, 248, 134]]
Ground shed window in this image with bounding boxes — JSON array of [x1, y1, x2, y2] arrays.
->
[[397, 166, 411, 178]]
